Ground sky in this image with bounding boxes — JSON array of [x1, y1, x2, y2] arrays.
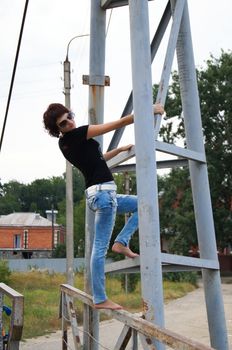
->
[[0, 0, 231, 185]]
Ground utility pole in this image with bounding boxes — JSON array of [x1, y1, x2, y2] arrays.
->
[[63, 55, 74, 286], [63, 34, 89, 287]]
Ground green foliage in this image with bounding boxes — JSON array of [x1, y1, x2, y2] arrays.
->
[[74, 198, 86, 257], [120, 273, 140, 293], [155, 50, 232, 251], [0, 168, 86, 257], [0, 261, 11, 284], [163, 272, 198, 286], [0, 168, 85, 218], [158, 169, 196, 255], [52, 243, 66, 258]]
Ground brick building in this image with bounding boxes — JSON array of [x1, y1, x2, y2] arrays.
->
[[0, 212, 65, 259]]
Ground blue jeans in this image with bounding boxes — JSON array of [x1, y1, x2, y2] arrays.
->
[[86, 184, 138, 304]]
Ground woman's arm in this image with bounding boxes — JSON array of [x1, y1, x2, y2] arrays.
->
[[87, 114, 133, 140], [86, 103, 164, 140], [103, 144, 133, 161]]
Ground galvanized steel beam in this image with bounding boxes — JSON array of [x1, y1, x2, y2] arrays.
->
[[107, 141, 205, 169], [175, 1, 229, 348], [104, 253, 219, 274], [113, 324, 132, 349], [154, 0, 186, 139], [128, 1, 164, 349], [110, 158, 188, 173], [101, 0, 154, 10], [84, 0, 107, 348], [107, 1, 171, 151]]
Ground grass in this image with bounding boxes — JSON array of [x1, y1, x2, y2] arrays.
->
[[6, 271, 196, 339]]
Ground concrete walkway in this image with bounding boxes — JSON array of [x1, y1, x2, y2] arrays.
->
[[20, 282, 232, 350]]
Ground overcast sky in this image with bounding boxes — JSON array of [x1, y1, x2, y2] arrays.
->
[[0, 0, 231, 184]]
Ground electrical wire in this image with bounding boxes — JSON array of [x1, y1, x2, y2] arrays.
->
[[62, 313, 111, 350], [106, 9, 113, 37], [0, 0, 29, 153]]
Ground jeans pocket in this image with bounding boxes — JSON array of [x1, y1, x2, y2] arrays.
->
[[86, 194, 97, 211], [87, 190, 117, 211]]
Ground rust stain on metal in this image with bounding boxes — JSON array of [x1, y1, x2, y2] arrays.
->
[[76, 335, 81, 343], [142, 298, 149, 313], [89, 85, 97, 124], [146, 337, 152, 345]]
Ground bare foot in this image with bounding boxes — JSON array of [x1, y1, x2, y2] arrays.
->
[[112, 242, 139, 258], [94, 299, 123, 310]]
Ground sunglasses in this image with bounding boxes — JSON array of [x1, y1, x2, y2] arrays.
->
[[58, 111, 75, 128]]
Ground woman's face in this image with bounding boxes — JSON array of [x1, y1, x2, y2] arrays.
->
[[56, 111, 76, 134]]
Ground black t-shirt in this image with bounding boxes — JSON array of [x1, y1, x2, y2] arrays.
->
[[58, 125, 114, 188]]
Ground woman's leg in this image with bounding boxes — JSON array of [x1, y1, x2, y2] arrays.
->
[[88, 190, 122, 308], [112, 194, 139, 257], [91, 205, 116, 304]]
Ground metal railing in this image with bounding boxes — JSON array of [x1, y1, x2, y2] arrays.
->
[[60, 284, 214, 350], [0, 283, 24, 350]]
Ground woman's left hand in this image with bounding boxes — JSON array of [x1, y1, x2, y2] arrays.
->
[[119, 144, 134, 152]]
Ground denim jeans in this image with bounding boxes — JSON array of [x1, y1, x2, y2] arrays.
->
[[86, 182, 138, 304]]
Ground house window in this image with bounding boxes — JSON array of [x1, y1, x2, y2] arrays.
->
[[54, 230, 60, 248], [23, 230, 28, 249], [14, 234, 21, 249]]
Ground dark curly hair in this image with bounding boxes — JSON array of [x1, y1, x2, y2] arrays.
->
[[43, 103, 69, 138]]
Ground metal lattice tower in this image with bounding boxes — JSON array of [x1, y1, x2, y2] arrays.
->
[[83, 1, 229, 349]]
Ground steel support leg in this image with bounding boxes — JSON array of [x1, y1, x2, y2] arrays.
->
[[175, 2, 229, 349], [128, 1, 165, 349]]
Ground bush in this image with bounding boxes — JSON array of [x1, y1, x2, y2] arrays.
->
[[52, 243, 66, 258], [0, 260, 11, 284], [163, 271, 198, 285], [120, 273, 140, 293]]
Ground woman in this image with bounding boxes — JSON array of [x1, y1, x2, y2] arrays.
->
[[43, 103, 164, 309]]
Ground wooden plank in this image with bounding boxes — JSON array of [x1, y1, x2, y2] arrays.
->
[[66, 294, 82, 350], [60, 285, 214, 350], [61, 292, 69, 350], [139, 333, 156, 350], [0, 283, 24, 350], [0, 283, 23, 298]]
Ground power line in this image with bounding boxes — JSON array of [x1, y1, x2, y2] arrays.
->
[[0, 0, 29, 153], [106, 9, 113, 37]]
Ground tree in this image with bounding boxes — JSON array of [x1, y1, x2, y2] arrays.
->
[[158, 170, 196, 255], [52, 243, 66, 258], [0, 181, 24, 214], [156, 51, 232, 251], [74, 198, 86, 257]]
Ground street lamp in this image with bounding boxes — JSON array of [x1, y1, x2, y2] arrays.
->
[[63, 34, 89, 286]]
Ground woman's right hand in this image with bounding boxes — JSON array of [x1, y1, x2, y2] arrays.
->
[[153, 103, 165, 115]]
